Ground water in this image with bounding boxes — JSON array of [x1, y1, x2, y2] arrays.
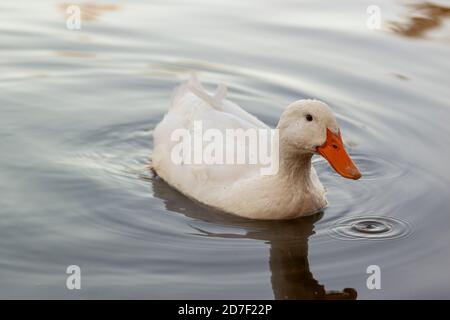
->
[[1, 0, 450, 299], [329, 216, 412, 240], [351, 220, 392, 234]]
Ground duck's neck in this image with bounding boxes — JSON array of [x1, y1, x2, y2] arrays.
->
[[276, 145, 314, 187], [249, 145, 324, 219]]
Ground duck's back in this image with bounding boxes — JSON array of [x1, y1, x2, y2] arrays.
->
[[152, 76, 270, 206]]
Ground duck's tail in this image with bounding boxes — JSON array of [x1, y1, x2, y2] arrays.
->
[[171, 72, 227, 110]]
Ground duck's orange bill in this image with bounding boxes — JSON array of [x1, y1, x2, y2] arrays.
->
[[316, 129, 362, 180]]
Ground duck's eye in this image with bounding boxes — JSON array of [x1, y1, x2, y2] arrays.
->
[[305, 114, 313, 122]]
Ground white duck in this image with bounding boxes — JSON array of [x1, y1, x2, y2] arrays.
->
[[152, 75, 361, 220]]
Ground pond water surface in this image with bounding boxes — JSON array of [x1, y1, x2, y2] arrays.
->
[[1, 0, 450, 299]]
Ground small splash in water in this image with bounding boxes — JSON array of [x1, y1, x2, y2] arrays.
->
[[329, 216, 412, 240], [351, 220, 391, 234]]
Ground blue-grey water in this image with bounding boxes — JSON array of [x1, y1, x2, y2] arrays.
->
[[1, 0, 450, 299]]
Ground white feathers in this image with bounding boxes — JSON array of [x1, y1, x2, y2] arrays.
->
[[152, 75, 329, 219]]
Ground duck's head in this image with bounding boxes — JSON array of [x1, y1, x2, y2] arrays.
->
[[277, 99, 361, 180]]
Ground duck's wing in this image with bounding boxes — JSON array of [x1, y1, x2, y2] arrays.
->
[[172, 73, 269, 129], [152, 76, 274, 199]]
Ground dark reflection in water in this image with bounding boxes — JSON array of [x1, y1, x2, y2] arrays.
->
[[151, 174, 356, 300], [390, 2, 450, 38]]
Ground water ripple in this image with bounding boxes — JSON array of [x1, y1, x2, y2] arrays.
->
[[328, 216, 413, 241], [313, 153, 409, 181]]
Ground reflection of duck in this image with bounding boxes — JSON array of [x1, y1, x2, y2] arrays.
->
[[59, 2, 119, 22], [390, 2, 450, 38], [151, 175, 357, 300], [152, 75, 361, 220]]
